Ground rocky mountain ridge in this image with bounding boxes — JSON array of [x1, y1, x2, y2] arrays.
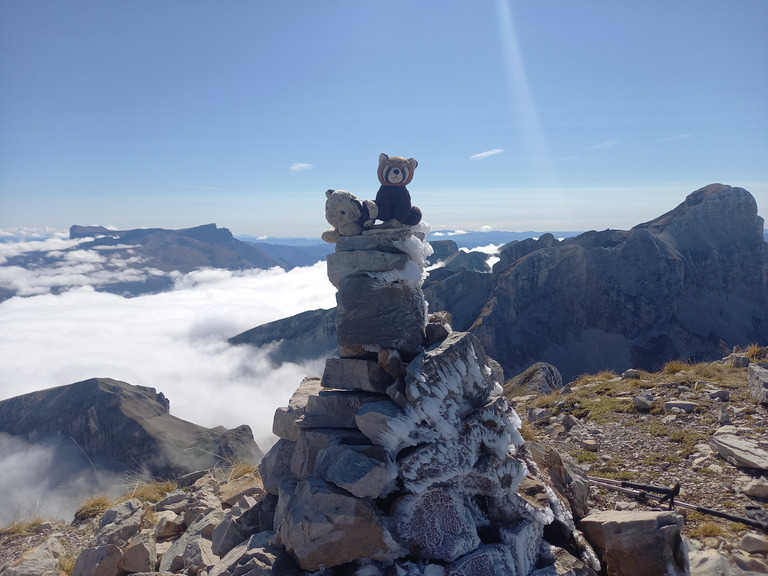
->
[[0, 378, 263, 480], [233, 184, 768, 382]]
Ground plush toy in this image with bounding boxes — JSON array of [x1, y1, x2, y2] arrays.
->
[[321, 189, 378, 243], [373, 153, 422, 227]]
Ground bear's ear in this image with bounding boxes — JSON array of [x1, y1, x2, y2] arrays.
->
[[379, 153, 389, 167], [326, 189, 334, 198], [408, 158, 418, 170]]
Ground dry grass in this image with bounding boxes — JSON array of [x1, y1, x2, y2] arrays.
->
[[228, 461, 257, 482], [59, 555, 77, 575], [0, 516, 45, 537], [125, 479, 177, 503], [745, 343, 766, 362], [73, 495, 114, 524]]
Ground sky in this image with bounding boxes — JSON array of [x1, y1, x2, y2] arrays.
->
[[1, 0, 767, 237]]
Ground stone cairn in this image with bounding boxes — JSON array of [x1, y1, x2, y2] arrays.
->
[[258, 228, 595, 575]]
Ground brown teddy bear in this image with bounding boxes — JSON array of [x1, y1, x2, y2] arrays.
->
[[321, 189, 378, 243], [373, 153, 422, 227]]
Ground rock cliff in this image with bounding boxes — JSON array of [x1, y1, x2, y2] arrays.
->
[[236, 184, 768, 382], [0, 378, 263, 478]]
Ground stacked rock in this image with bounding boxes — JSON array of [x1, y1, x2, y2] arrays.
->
[[258, 229, 568, 574]]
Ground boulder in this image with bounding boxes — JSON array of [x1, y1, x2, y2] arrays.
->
[[2, 536, 66, 576], [579, 510, 688, 576], [300, 389, 387, 428], [393, 486, 480, 562], [327, 249, 411, 288], [272, 376, 322, 442], [748, 363, 768, 405], [320, 357, 395, 392], [336, 275, 427, 355], [72, 544, 122, 576], [289, 427, 371, 479], [506, 362, 564, 397], [710, 432, 768, 470], [313, 443, 396, 499], [278, 476, 403, 571]]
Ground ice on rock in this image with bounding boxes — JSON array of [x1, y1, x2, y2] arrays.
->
[[393, 486, 481, 562]]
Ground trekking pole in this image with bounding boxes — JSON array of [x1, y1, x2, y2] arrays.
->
[[588, 476, 768, 534]]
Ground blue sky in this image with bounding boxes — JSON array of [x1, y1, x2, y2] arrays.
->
[[1, 0, 766, 237]]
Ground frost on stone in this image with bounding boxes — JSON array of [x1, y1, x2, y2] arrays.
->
[[394, 486, 481, 562], [393, 233, 434, 272], [500, 519, 545, 576], [444, 544, 518, 576]]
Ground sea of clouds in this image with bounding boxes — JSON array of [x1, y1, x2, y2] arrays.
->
[[0, 228, 337, 524]]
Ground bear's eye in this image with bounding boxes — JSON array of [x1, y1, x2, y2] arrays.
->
[[340, 210, 346, 215]]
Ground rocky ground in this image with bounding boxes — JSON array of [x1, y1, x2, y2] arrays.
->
[[510, 351, 768, 573], [1, 353, 767, 575]]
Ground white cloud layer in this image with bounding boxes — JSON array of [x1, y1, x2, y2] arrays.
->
[[0, 262, 336, 449], [289, 162, 313, 171]]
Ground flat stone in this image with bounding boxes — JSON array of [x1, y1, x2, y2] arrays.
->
[[335, 228, 416, 252], [122, 534, 156, 574], [327, 249, 411, 288], [290, 427, 371, 479], [217, 473, 265, 507], [444, 544, 518, 575], [279, 476, 403, 571], [336, 275, 426, 354], [710, 433, 768, 470], [664, 400, 697, 413], [72, 544, 122, 576], [299, 389, 387, 428], [314, 443, 396, 499], [740, 532, 768, 553], [321, 357, 395, 392], [272, 376, 322, 441]]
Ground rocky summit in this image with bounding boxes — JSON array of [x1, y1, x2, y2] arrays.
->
[[0, 378, 263, 479]]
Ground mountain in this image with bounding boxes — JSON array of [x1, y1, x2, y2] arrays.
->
[[231, 184, 768, 382], [0, 377, 263, 479], [0, 224, 288, 299]]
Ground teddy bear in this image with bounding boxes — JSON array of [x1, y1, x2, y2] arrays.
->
[[321, 189, 379, 243], [372, 153, 422, 228]]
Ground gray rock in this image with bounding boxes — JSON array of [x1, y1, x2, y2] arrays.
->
[[258, 438, 295, 495], [94, 498, 143, 548], [72, 544, 122, 576], [664, 400, 698, 413], [206, 532, 276, 576], [3, 536, 65, 576], [336, 275, 427, 354], [121, 534, 156, 574], [300, 389, 386, 428], [405, 331, 498, 418], [743, 476, 768, 498], [154, 510, 185, 539], [739, 532, 768, 554], [688, 548, 733, 576], [579, 510, 688, 576], [622, 368, 641, 379], [313, 443, 396, 498], [748, 364, 768, 405], [444, 544, 517, 575], [327, 249, 411, 288], [723, 353, 750, 368], [289, 427, 370, 479], [529, 407, 553, 424], [158, 509, 226, 572], [393, 486, 480, 562], [506, 362, 564, 396], [633, 391, 654, 412], [183, 537, 219, 575], [320, 357, 395, 392], [710, 433, 768, 470], [272, 376, 322, 442], [278, 476, 403, 571], [354, 399, 405, 445]]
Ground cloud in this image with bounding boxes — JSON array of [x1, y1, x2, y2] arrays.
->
[[556, 155, 579, 162], [289, 162, 313, 171], [479, 225, 494, 232], [659, 133, 694, 142], [0, 260, 337, 455], [587, 139, 619, 150], [470, 149, 503, 160]]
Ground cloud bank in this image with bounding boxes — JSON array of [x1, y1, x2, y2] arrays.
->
[[289, 162, 313, 171], [0, 242, 338, 522]]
